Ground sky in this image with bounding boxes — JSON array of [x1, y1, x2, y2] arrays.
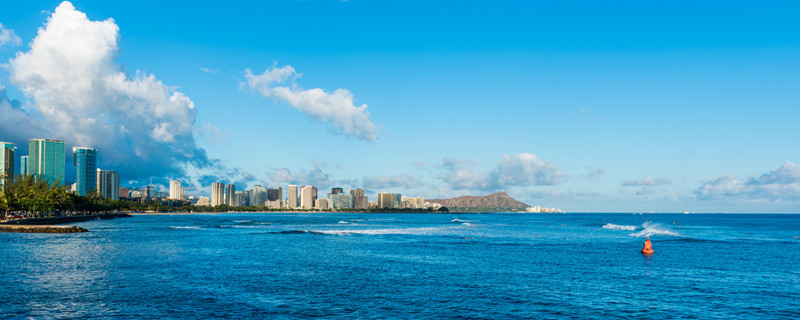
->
[[1, 1, 799, 213]]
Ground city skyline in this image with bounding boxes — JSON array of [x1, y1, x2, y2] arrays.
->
[[2, 1, 800, 212]]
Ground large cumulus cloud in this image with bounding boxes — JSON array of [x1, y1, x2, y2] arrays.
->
[[6, 1, 211, 181]]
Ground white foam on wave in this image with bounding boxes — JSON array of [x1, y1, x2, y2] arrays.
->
[[451, 219, 467, 223], [338, 221, 349, 224], [170, 226, 202, 229], [461, 222, 474, 227], [602, 223, 638, 231], [629, 222, 678, 237], [311, 226, 461, 236]]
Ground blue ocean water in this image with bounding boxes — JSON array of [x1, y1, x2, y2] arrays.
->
[[1, 213, 799, 319]]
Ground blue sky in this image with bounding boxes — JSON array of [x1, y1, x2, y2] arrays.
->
[[1, 1, 799, 212]]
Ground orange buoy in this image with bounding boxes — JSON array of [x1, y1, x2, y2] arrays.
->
[[641, 237, 654, 254]]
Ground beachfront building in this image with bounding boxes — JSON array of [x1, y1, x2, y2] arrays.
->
[[402, 197, 425, 209], [211, 182, 225, 206], [265, 200, 283, 209], [0, 142, 14, 187], [225, 184, 235, 206], [378, 193, 402, 209], [330, 193, 353, 210], [196, 197, 211, 206], [29, 138, 66, 185], [251, 185, 267, 207], [169, 180, 182, 200], [19, 155, 28, 176], [299, 186, 317, 209], [331, 187, 343, 194], [234, 191, 247, 207], [96, 169, 120, 200], [72, 147, 97, 196], [287, 185, 298, 208], [267, 187, 282, 201], [350, 189, 367, 209], [315, 198, 329, 210]]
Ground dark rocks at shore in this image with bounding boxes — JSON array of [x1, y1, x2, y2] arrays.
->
[[0, 225, 88, 233], [1, 213, 131, 225]]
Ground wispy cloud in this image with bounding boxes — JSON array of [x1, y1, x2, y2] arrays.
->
[[198, 122, 230, 144], [0, 23, 22, 48], [693, 162, 800, 201], [244, 64, 378, 142], [198, 66, 218, 74], [584, 167, 606, 179], [621, 176, 672, 187]]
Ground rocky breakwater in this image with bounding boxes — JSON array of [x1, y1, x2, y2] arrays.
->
[[0, 225, 88, 233]]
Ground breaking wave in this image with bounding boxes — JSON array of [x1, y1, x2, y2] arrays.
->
[[601, 222, 678, 237], [629, 222, 678, 237], [602, 223, 638, 231], [170, 226, 202, 230]]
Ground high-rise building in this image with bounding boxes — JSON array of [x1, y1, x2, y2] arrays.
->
[[19, 155, 28, 176], [267, 187, 283, 201], [378, 192, 401, 209], [299, 185, 317, 209], [225, 184, 235, 206], [287, 185, 298, 208], [330, 193, 353, 210], [331, 187, 343, 195], [211, 182, 225, 206], [169, 180, 182, 200], [0, 142, 14, 187], [72, 147, 97, 196], [96, 169, 119, 200], [234, 191, 247, 207], [251, 185, 267, 207], [350, 189, 367, 209], [28, 139, 66, 185], [145, 185, 154, 199]]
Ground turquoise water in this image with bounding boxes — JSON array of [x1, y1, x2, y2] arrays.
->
[[1, 213, 799, 319]]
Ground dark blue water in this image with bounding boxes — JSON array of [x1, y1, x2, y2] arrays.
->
[[2, 213, 799, 319]]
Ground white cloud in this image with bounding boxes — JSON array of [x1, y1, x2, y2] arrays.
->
[[693, 162, 800, 201], [244, 64, 378, 142], [0, 23, 22, 48], [496, 153, 565, 186], [7, 1, 209, 179], [621, 175, 672, 186], [439, 153, 565, 191]]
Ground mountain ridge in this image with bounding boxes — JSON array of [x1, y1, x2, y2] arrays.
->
[[428, 192, 529, 210]]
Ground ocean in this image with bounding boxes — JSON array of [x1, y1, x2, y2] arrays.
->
[[1, 213, 798, 319]]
